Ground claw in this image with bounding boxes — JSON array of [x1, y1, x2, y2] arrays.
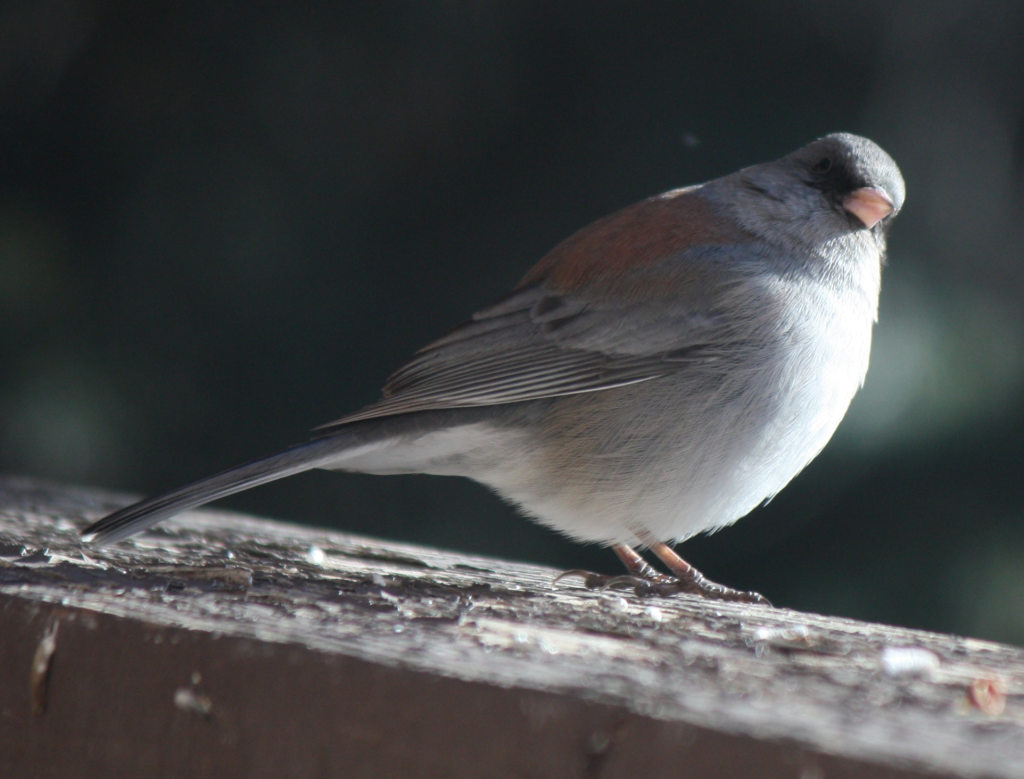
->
[[553, 571, 656, 593], [599, 574, 654, 591], [552, 569, 589, 584], [552, 569, 610, 589]]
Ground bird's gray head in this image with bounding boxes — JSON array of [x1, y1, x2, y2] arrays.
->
[[722, 133, 905, 251]]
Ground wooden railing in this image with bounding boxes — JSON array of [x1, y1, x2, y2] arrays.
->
[[0, 475, 1020, 778]]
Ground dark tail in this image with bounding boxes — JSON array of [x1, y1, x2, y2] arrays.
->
[[82, 438, 349, 546]]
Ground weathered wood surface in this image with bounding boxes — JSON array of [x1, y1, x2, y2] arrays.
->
[[0, 475, 1021, 778]]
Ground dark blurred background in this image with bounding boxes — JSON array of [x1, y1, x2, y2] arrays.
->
[[2, 1, 1023, 644]]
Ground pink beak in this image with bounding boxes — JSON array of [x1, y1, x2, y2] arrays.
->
[[843, 187, 895, 229]]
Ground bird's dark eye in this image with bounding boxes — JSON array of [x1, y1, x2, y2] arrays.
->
[[812, 157, 833, 174]]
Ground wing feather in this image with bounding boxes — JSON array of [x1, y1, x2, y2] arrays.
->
[[317, 189, 754, 432]]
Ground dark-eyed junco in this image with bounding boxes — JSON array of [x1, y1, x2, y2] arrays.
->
[[84, 132, 904, 604]]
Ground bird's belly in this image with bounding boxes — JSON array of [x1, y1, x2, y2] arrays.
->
[[475, 329, 871, 545]]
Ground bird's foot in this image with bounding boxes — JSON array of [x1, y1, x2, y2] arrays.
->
[[555, 568, 769, 604], [641, 572, 771, 605]]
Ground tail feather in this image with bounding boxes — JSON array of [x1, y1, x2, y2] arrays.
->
[[82, 438, 348, 546]]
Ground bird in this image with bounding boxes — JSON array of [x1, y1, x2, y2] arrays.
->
[[83, 132, 905, 604]]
